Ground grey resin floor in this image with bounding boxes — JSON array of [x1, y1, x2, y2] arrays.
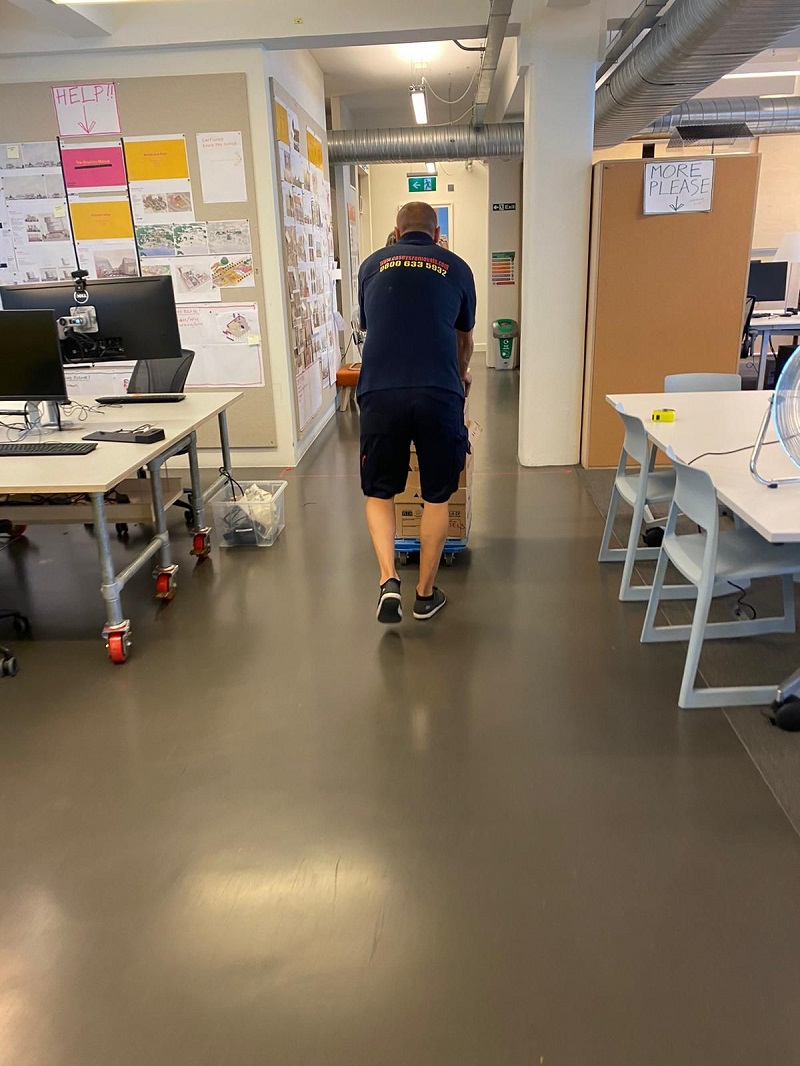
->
[[3, 365, 800, 1065]]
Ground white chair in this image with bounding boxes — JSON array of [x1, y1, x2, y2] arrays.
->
[[599, 410, 691, 602], [641, 454, 800, 709], [664, 373, 742, 393]]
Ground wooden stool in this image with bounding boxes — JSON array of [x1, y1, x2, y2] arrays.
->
[[336, 362, 361, 411]]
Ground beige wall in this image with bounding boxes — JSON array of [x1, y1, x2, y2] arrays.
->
[[752, 135, 800, 252], [487, 160, 522, 327], [367, 161, 489, 350]]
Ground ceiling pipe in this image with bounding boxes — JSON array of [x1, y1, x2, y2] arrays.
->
[[472, 0, 514, 128], [594, 0, 800, 147], [645, 94, 800, 136], [328, 123, 524, 165], [596, 0, 670, 83]]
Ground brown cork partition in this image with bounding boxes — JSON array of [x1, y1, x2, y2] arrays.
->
[[581, 155, 760, 468]]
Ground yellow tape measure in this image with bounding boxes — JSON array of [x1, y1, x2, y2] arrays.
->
[[651, 408, 676, 423]]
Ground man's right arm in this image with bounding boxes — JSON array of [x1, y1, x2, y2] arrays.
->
[[457, 329, 474, 394]]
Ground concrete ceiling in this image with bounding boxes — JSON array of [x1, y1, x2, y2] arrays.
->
[[316, 37, 518, 126]]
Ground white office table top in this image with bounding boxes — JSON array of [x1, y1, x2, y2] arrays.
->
[[749, 312, 800, 329], [606, 390, 800, 543], [0, 391, 241, 495]]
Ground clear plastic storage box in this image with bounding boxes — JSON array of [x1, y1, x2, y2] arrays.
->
[[209, 480, 288, 548]]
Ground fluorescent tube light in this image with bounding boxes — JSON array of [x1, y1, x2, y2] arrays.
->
[[410, 85, 428, 125], [425, 162, 437, 174]]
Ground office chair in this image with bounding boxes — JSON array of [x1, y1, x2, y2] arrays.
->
[[128, 349, 195, 394], [742, 294, 756, 358], [0, 523, 31, 677], [106, 351, 195, 539], [642, 454, 800, 708]]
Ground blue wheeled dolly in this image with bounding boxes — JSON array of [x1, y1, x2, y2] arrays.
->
[[395, 536, 469, 568]]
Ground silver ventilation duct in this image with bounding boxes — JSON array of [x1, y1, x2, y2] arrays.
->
[[646, 95, 800, 137], [472, 0, 514, 128], [595, 0, 800, 148], [328, 123, 524, 165]]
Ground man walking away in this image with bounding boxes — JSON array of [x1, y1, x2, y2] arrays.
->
[[356, 202, 476, 623]]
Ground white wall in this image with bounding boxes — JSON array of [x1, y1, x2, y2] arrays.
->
[[752, 135, 800, 252], [486, 160, 522, 327], [366, 161, 489, 350], [0, 43, 330, 468]]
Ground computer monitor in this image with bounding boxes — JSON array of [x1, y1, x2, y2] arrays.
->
[[0, 276, 183, 364], [748, 260, 788, 303], [0, 310, 68, 402]]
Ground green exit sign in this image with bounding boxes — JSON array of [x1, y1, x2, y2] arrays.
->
[[408, 176, 436, 193]]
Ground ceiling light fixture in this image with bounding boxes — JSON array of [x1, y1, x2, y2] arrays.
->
[[410, 85, 428, 125], [723, 69, 800, 79], [425, 162, 437, 174]]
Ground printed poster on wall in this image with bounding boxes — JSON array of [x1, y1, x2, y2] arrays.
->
[[61, 141, 127, 193], [176, 302, 264, 387], [125, 135, 195, 226], [0, 140, 78, 284], [196, 131, 247, 204], [274, 86, 340, 420], [69, 194, 139, 280]]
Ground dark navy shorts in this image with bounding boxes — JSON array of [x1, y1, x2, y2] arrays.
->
[[359, 387, 469, 504]]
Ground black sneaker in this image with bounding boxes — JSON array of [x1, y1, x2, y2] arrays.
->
[[377, 578, 402, 623], [413, 587, 447, 620]]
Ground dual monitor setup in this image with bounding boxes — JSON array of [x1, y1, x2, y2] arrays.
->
[[0, 272, 184, 413]]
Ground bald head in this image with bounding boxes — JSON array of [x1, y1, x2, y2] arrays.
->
[[396, 201, 438, 238]]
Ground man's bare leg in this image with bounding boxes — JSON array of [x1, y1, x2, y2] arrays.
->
[[365, 496, 398, 584], [417, 501, 449, 598]]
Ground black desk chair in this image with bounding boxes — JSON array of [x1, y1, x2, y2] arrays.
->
[[128, 349, 195, 394], [1, 520, 31, 678], [117, 350, 196, 537]]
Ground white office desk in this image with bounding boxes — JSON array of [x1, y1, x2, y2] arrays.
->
[[0, 391, 241, 663], [606, 389, 800, 707], [606, 390, 800, 543], [748, 313, 800, 389]]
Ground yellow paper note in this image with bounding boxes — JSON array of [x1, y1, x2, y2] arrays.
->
[[53, 203, 66, 218], [6, 144, 20, 159], [274, 103, 289, 147], [70, 199, 133, 241], [124, 137, 189, 181], [306, 129, 323, 170]]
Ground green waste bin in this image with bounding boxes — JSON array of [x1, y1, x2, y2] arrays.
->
[[491, 318, 519, 371]]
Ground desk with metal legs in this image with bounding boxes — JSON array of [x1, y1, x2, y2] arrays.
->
[[0, 392, 241, 663]]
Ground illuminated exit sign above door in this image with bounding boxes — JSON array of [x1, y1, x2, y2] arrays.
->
[[408, 176, 436, 193]]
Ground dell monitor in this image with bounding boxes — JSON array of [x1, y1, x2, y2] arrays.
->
[[0, 310, 68, 402], [748, 260, 788, 304], [0, 276, 183, 364]]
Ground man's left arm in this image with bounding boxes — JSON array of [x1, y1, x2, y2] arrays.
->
[[455, 267, 477, 393]]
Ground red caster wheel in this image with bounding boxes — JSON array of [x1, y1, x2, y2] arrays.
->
[[191, 528, 211, 560], [10, 525, 26, 537], [103, 622, 131, 665], [154, 565, 178, 601], [107, 633, 128, 664]]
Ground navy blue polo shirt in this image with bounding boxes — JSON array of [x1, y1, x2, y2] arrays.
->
[[357, 232, 477, 397]]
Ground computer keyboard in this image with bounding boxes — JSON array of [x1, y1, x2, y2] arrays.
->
[[95, 394, 185, 405], [0, 441, 97, 457]]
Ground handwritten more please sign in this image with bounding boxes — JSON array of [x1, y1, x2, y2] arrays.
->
[[643, 159, 714, 216]]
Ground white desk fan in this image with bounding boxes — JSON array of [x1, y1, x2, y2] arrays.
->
[[750, 346, 800, 728], [751, 346, 800, 487]]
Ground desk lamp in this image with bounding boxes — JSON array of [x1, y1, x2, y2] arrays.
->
[[775, 230, 800, 311]]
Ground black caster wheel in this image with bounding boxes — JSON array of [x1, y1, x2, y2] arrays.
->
[[643, 527, 664, 548], [12, 616, 31, 639], [444, 553, 455, 567], [397, 552, 409, 566], [116, 523, 129, 541], [770, 697, 800, 731], [1, 652, 18, 677]]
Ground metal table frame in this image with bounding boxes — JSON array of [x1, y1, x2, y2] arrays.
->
[[90, 410, 232, 663]]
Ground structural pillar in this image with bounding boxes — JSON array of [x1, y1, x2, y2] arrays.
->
[[517, 4, 602, 466]]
